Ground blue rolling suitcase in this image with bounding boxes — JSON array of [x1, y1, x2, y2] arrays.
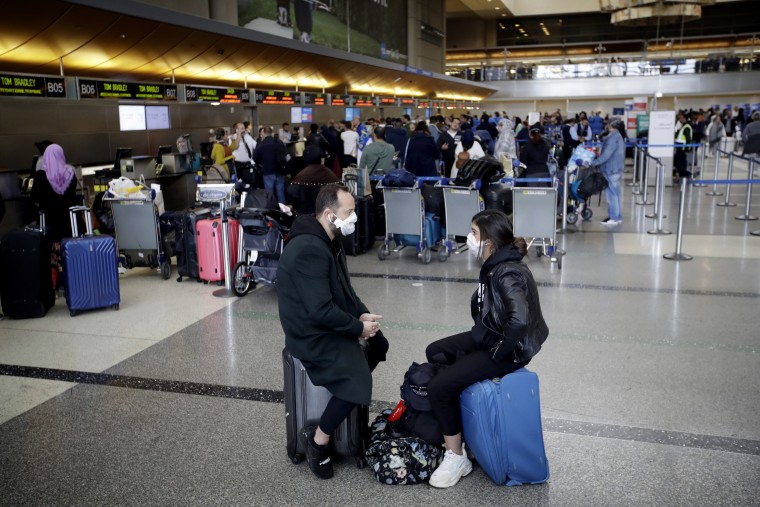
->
[[62, 206, 120, 317], [460, 368, 549, 486]]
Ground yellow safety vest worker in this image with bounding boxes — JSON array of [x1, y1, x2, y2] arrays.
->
[[676, 123, 692, 150]]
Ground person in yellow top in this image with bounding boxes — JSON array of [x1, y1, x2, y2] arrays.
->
[[210, 127, 235, 180]]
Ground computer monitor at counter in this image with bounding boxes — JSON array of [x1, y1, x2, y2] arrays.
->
[[156, 145, 172, 165]]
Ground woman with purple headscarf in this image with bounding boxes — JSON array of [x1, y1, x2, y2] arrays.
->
[[31, 144, 80, 243]]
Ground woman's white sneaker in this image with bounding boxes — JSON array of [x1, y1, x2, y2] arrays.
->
[[429, 447, 472, 488]]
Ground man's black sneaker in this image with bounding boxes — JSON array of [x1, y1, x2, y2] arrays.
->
[[299, 426, 333, 479]]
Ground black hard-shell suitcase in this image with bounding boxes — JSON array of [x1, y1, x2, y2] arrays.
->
[[174, 208, 211, 282], [341, 195, 374, 256], [0, 214, 54, 319], [283, 348, 368, 468], [371, 181, 385, 237], [482, 183, 514, 214]]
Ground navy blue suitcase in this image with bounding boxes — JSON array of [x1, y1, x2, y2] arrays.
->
[[460, 368, 549, 486], [62, 206, 120, 317]]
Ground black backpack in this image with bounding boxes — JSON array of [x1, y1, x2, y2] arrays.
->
[[390, 362, 447, 446], [577, 172, 609, 199], [453, 156, 504, 186]]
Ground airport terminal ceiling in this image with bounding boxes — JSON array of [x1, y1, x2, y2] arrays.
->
[[0, 0, 495, 101]]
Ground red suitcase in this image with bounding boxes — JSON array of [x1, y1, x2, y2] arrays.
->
[[196, 217, 239, 283]]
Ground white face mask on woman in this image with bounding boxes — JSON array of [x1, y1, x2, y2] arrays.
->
[[466, 232, 486, 258], [331, 211, 358, 236]]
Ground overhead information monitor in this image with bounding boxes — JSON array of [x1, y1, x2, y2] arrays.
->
[[78, 79, 177, 100], [0, 73, 66, 98], [303, 93, 326, 105], [187, 86, 249, 103], [355, 96, 375, 107], [254, 90, 299, 105]]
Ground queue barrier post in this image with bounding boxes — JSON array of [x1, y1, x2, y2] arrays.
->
[[705, 149, 723, 196], [628, 143, 639, 188], [736, 158, 758, 221], [664, 177, 693, 261], [637, 155, 654, 205], [648, 160, 671, 235], [716, 152, 737, 207], [693, 142, 708, 187], [631, 146, 643, 195]]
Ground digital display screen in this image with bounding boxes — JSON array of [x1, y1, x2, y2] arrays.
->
[[79, 79, 177, 100], [331, 95, 347, 106], [400, 98, 416, 106], [255, 90, 298, 105], [355, 96, 375, 107], [119, 105, 146, 131], [187, 86, 249, 103], [379, 97, 397, 106], [290, 107, 302, 124], [146, 105, 170, 130], [345, 107, 361, 122], [0, 73, 65, 98], [301, 107, 313, 122], [418, 101, 429, 108], [303, 92, 326, 105]]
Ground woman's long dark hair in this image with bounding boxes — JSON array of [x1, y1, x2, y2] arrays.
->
[[472, 209, 527, 258]]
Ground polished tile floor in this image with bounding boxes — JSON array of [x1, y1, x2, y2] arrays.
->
[[1, 155, 758, 506]]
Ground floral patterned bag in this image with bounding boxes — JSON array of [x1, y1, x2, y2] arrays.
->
[[364, 409, 443, 485]]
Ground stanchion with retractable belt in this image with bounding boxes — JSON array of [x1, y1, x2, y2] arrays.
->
[[693, 142, 708, 187], [645, 155, 666, 220], [664, 177, 693, 261], [735, 157, 758, 221], [631, 146, 644, 195], [705, 150, 723, 196], [647, 160, 671, 235], [716, 153, 737, 207], [637, 155, 654, 205], [625, 143, 639, 188]]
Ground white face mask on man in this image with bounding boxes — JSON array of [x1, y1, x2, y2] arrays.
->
[[331, 211, 358, 236]]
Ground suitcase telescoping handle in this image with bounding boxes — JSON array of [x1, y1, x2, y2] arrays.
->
[[68, 205, 94, 237], [38, 210, 46, 234]]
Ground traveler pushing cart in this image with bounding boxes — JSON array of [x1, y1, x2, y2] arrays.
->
[[105, 186, 171, 279]]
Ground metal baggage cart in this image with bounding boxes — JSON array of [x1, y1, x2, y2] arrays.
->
[[105, 189, 171, 279], [376, 180, 432, 264], [437, 180, 484, 262], [512, 181, 563, 269]]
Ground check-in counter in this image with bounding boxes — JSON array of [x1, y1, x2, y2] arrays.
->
[[0, 167, 37, 236]]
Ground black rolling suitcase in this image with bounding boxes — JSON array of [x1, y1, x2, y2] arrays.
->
[[341, 195, 374, 256], [283, 348, 368, 468], [0, 213, 55, 319], [482, 182, 514, 214], [174, 207, 211, 282], [371, 180, 385, 237]]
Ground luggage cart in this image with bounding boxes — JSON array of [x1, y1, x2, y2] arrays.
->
[[437, 180, 484, 262], [512, 180, 563, 269], [376, 181, 431, 264], [105, 189, 171, 279]]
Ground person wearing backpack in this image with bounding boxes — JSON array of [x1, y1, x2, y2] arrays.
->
[[424, 209, 548, 488], [591, 119, 626, 226]]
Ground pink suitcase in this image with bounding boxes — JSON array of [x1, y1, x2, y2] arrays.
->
[[196, 217, 239, 283]]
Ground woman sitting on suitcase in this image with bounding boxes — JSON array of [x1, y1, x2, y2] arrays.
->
[[425, 209, 549, 488]]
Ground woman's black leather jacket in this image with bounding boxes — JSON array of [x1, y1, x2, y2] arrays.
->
[[471, 245, 549, 362]]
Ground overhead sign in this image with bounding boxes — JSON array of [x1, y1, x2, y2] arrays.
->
[[379, 97, 397, 106], [187, 86, 249, 103], [399, 97, 416, 107], [254, 90, 298, 105], [303, 92, 327, 105], [0, 73, 66, 98], [418, 100, 430, 108], [78, 79, 177, 100], [355, 96, 375, 107], [331, 94, 348, 106]]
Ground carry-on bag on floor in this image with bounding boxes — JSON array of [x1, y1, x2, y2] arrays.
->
[[196, 216, 240, 283], [283, 348, 368, 468], [174, 208, 211, 282], [61, 206, 120, 317], [460, 368, 549, 486], [0, 212, 55, 319], [341, 195, 374, 256]]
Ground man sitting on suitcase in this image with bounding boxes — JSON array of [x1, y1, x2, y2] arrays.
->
[[277, 184, 389, 479]]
